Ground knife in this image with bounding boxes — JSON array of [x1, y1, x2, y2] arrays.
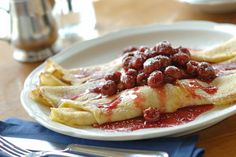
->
[[3, 136, 169, 157]]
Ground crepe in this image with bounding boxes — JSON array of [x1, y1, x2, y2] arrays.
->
[[30, 38, 236, 126], [191, 37, 236, 63]]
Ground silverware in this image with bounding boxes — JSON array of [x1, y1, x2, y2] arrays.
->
[[2, 136, 169, 157], [0, 136, 82, 157]]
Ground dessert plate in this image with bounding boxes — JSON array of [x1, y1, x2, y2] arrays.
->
[[21, 21, 236, 141]]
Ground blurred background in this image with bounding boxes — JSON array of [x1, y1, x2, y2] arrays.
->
[[1, 0, 236, 63]]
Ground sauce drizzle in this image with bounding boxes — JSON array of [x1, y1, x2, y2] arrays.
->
[[97, 97, 121, 121], [93, 104, 214, 131], [133, 88, 145, 110], [97, 88, 146, 121], [183, 80, 217, 98], [155, 87, 166, 111]]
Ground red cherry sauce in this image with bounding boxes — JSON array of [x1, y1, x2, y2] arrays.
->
[[155, 87, 166, 111], [133, 87, 145, 110], [93, 104, 214, 131], [182, 79, 217, 98], [97, 98, 122, 121], [97, 87, 145, 121]]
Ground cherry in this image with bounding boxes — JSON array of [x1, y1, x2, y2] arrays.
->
[[164, 66, 183, 80], [144, 50, 159, 58], [197, 62, 216, 81], [100, 80, 117, 96], [153, 41, 175, 55], [105, 71, 121, 83], [143, 58, 161, 74], [137, 72, 148, 85], [154, 55, 171, 68], [133, 50, 148, 61], [176, 47, 191, 56], [126, 69, 138, 77], [123, 46, 137, 54], [122, 56, 132, 70], [143, 107, 160, 122], [139, 46, 149, 52], [130, 56, 144, 70], [147, 71, 164, 88], [172, 52, 190, 66], [121, 74, 136, 89], [122, 52, 135, 60], [186, 60, 199, 76]]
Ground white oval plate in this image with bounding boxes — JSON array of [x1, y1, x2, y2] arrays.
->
[[21, 21, 236, 141]]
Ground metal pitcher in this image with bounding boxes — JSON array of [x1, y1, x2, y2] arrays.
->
[[1, 0, 59, 62]]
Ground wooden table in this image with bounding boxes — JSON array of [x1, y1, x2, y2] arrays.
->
[[1, 0, 236, 156]]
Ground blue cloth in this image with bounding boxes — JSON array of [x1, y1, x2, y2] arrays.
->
[[0, 118, 204, 157]]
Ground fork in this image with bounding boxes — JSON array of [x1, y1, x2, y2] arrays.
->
[[0, 136, 169, 157], [0, 136, 83, 157]]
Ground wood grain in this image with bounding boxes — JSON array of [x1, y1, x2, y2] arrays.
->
[[1, 0, 236, 156]]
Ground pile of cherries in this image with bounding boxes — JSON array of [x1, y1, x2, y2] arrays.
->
[[91, 41, 216, 96]]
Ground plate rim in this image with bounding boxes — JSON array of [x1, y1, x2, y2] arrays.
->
[[21, 21, 236, 141]]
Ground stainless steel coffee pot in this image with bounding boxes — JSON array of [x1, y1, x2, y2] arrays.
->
[[1, 0, 59, 62]]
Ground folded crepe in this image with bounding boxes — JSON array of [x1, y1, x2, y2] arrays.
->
[[30, 38, 236, 126]]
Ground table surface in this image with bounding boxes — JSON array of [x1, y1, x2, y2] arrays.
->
[[1, 0, 236, 156]]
